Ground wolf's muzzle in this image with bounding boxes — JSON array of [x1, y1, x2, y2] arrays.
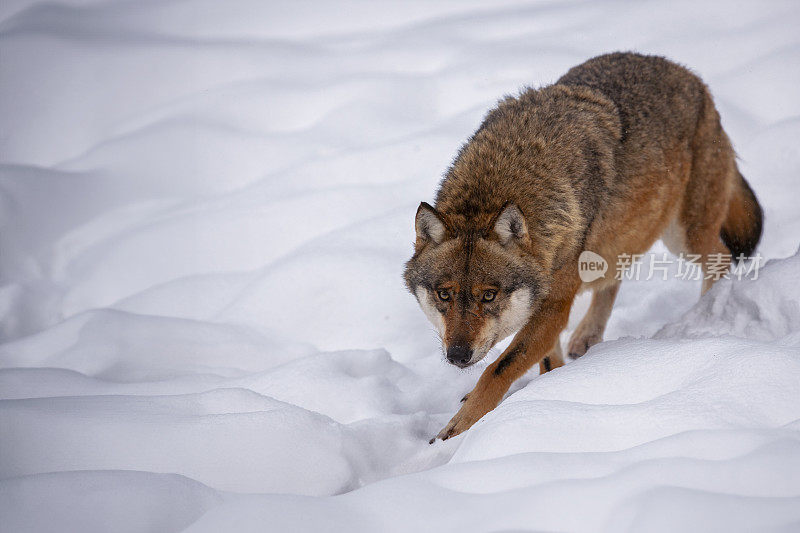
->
[[446, 346, 473, 367]]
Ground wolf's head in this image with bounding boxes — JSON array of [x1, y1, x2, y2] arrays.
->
[[404, 202, 544, 367]]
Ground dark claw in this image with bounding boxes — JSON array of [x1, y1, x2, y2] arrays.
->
[[568, 352, 580, 359], [429, 437, 436, 445], [460, 394, 469, 403]]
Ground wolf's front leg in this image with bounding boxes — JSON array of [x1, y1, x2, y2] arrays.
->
[[432, 295, 575, 441]]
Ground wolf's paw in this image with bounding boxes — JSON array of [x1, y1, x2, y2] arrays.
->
[[567, 329, 602, 359], [430, 395, 493, 443]]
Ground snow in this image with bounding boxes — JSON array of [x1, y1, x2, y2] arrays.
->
[[1, 1, 800, 531]]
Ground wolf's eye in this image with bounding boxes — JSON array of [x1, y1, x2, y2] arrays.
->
[[436, 289, 450, 301], [482, 290, 496, 303]]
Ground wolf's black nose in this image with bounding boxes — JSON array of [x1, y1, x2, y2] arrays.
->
[[446, 346, 472, 367]]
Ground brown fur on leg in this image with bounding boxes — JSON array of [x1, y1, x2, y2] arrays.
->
[[436, 281, 578, 440], [540, 338, 565, 374], [567, 280, 620, 359], [678, 86, 761, 295]]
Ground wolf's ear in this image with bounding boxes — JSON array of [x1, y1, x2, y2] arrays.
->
[[415, 202, 446, 245], [494, 203, 529, 245]]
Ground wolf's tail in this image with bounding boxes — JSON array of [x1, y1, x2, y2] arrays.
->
[[720, 171, 763, 261]]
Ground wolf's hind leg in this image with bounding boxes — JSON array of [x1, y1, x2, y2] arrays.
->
[[539, 339, 564, 374], [681, 87, 760, 296], [567, 280, 620, 359], [695, 237, 732, 294]]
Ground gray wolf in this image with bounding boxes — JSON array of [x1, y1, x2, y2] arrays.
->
[[404, 52, 763, 441]]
